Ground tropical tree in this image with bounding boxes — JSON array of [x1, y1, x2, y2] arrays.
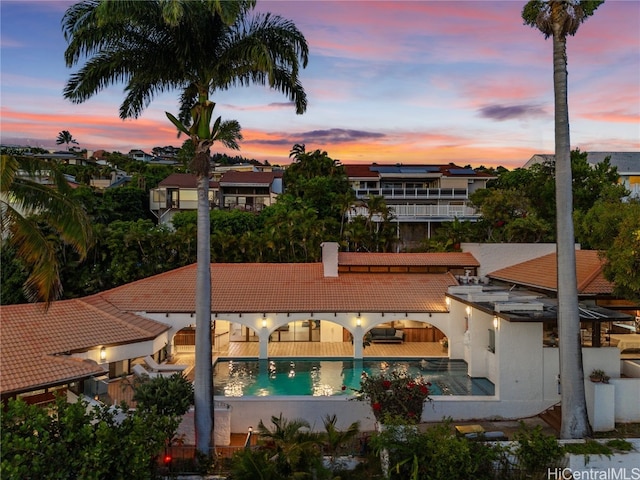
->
[[598, 200, 640, 302], [55, 130, 79, 150], [0, 155, 92, 306], [284, 146, 351, 221], [1, 396, 172, 479], [62, 0, 308, 454], [255, 413, 325, 477], [320, 414, 360, 473], [523, 0, 604, 439]]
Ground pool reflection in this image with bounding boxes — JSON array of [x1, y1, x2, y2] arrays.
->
[[213, 358, 495, 397]]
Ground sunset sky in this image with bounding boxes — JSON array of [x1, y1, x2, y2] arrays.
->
[[1, 0, 638, 169]]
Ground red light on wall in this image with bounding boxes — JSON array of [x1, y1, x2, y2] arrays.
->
[[163, 454, 172, 464]]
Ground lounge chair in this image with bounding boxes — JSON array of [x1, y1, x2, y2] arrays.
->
[[144, 355, 188, 372], [132, 363, 179, 379]]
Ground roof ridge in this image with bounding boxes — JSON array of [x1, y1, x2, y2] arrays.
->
[[576, 252, 606, 293], [81, 295, 169, 338]]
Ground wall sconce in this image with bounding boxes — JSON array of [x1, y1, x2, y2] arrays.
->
[[445, 297, 451, 308], [100, 346, 106, 361], [493, 316, 499, 329], [465, 306, 472, 316], [262, 317, 267, 328]]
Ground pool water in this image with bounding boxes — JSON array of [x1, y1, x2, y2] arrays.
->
[[213, 358, 495, 397]]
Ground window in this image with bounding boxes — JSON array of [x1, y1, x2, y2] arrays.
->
[[488, 329, 495, 353]]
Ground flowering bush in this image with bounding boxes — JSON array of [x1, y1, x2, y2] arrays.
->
[[347, 370, 432, 424]]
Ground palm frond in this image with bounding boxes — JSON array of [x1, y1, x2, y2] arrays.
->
[[2, 155, 93, 306]]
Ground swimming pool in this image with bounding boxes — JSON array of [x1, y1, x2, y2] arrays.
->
[[213, 358, 495, 397]]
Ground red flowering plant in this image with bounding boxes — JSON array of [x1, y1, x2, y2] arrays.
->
[[348, 370, 432, 425]]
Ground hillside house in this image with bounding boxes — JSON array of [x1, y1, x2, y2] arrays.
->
[[344, 163, 495, 248]]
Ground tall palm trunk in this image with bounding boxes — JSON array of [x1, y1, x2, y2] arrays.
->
[[551, 9, 590, 439], [194, 164, 213, 453]]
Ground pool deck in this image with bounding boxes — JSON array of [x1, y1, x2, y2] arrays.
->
[[215, 340, 447, 360]]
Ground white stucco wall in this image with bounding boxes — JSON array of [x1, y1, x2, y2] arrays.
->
[[219, 395, 561, 433], [498, 320, 545, 404], [73, 335, 168, 367], [610, 378, 640, 423]]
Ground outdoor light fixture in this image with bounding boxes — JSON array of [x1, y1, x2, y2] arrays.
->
[[100, 346, 106, 361], [262, 317, 267, 328], [493, 316, 499, 329], [466, 306, 472, 316], [445, 297, 451, 307]]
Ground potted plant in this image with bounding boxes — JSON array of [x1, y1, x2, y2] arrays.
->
[[589, 369, 609, 383], [440, 337, 449, 350], [348, 370, 432, 425]]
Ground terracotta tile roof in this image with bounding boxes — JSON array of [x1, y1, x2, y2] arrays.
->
[[100, 263, 458, 314], [2, 259, 460, 396], [343, 164, 379, 178], [219, 171, 282, 185], [0, 298, 170, 396], [487, 250, 613, 295], [158, 173, 216, 188], [339, 252, 479, 267]]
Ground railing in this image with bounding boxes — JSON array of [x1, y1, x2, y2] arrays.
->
[[355, 187, 468, 200], [347, 204, 480, 220]]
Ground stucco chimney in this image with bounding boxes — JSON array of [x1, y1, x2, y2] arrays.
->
[[321, 242, 339, 277]]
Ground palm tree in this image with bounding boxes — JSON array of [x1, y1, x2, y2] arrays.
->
[[62, 0, 308, 454], [321, 414, 360, 473], [523, 0, 603, 439], [256, 414, 323, 477], [55, 130, 79, 151], [0, 155, 92, 306]]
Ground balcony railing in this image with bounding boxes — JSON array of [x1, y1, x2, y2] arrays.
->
[[347, 204, 479, 220], [354, 187, 468, 200]]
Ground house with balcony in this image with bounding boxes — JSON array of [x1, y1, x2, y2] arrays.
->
[[344, 163, 495, 248], [150, 170, 283, 226], [149, 173, 219, 226], [218, 170, 282, 211]]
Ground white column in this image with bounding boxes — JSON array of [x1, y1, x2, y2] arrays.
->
[[258, 329, 269, 359], [353, 328, 364, 359]]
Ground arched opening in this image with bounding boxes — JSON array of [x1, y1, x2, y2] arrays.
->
[[266, 318, 354, 357], [364, 319, 448, 357], [172, 319, 261, 357], [266, 319, 321, 343]]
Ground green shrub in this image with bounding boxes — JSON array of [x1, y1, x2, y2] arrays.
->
[[606, 439, 634, 452], [370, 419, 502, 480], [562, 440, 611, 456], [513, 423, 563, 473]]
